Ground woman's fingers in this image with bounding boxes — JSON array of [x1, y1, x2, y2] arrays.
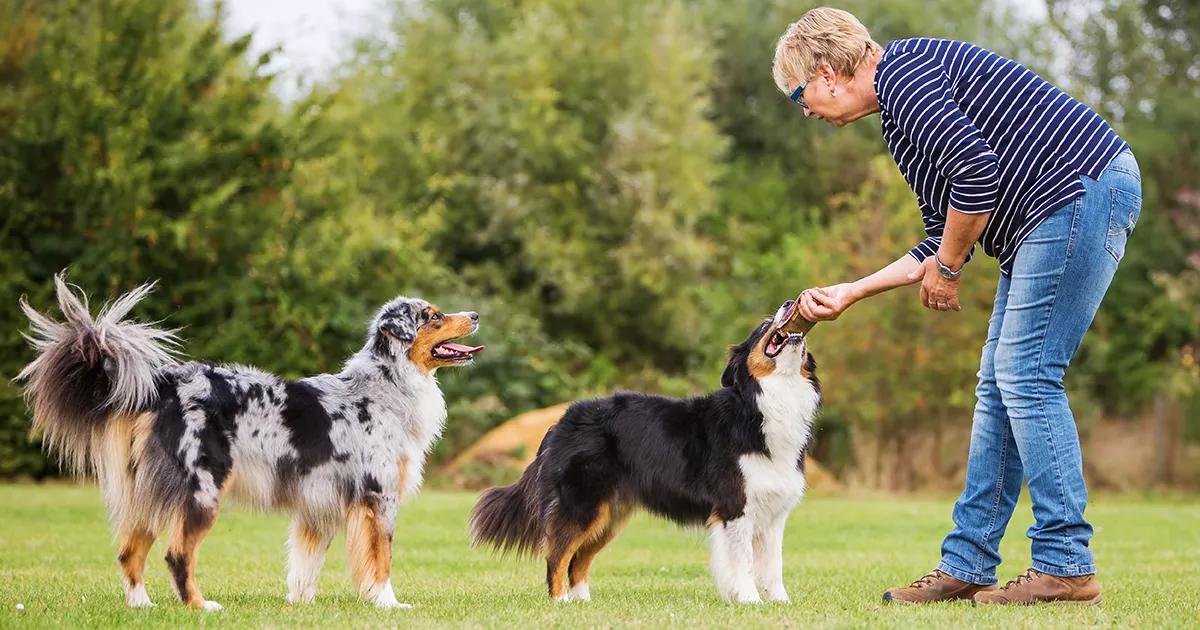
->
[[809, 289, 836, 307], [796, 290, 819, 320], [800, 290, 835, 321]]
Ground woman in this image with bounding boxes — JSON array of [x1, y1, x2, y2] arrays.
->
[[772, 8, 1140, 606]]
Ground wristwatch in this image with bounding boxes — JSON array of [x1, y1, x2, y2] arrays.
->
[[935, 253, 962, 280]]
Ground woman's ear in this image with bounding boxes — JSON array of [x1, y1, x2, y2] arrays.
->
[[819, 62, 838, 88]]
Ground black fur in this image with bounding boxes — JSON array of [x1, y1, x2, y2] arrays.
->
[[279, 381, 335, 475], [470, 319, 820, 565]]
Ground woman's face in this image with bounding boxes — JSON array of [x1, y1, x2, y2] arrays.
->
[[787, 65, 873, 127], [788, 75, 852, 127]]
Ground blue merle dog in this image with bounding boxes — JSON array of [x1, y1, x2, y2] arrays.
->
[[17, 274, 483, 611]]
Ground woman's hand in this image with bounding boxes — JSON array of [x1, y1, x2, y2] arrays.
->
[[908, 257, 961, 311], [797, 282, 859, 321]]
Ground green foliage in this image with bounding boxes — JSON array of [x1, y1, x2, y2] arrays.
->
[[349, 0, 727, 376], [0, 0, 1195, 479], [0, 0, 296, 475]]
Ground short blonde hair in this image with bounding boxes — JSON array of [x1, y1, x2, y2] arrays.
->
[[772, 7, 882, 95]]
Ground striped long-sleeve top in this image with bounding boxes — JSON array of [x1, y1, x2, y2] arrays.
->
[[874, 38, 1128, 275]]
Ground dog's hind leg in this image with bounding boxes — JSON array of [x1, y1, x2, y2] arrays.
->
[[566, 502, 632, 602], [347, 497, 409, 609], [545, 503, 613, 602], [164, 502, 222, 611], [286, 516, 336, 604], [752, 513, 789, 603], [118, 529, 158, 607]]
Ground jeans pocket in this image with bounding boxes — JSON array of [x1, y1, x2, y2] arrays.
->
[[1105, 187, 1141, 263]]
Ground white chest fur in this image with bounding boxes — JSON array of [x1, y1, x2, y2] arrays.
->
[[737, 371, 819, 521]]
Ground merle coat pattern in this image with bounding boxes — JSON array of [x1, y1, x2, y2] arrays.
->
[[470, 302, 820, 604], [17, 274, 482, 610]]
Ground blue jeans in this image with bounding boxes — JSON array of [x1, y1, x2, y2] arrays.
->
[[938, 150, 1142, 584]]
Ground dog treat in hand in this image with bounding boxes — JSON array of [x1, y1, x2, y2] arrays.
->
[[777, 294, 816, 335]]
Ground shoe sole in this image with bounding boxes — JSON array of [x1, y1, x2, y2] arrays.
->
[[972, 594, 1103, 607], [884, 592, 982, 605]]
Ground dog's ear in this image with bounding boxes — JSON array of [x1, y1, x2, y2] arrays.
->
[[720, 352, 744, 388], [722, 320, 770, 389], [378, 320, 415, 343]]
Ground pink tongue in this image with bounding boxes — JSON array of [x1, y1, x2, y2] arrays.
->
[[439, 342, 484, 353]]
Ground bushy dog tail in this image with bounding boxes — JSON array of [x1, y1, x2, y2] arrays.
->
[[469, 450, 548, 557], [16, 273, 180, 474]]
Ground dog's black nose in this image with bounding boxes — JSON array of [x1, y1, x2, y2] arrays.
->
[[468, 311, 479, 321], [783, 299, 796, 310]]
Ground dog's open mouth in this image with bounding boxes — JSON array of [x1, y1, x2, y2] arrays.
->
[[432, 341, 485, 362], [764, 330, 804, 358]]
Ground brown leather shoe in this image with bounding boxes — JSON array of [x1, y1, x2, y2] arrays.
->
[[972, 568, 1102, 606], [883, 569, 994, 604]]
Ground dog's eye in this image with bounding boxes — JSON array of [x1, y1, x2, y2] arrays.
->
[[431, 312, 444, 322]]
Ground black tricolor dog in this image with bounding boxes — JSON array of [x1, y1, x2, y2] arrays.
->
[[470, 301, 819, 603], [17, 274, 483, 610]]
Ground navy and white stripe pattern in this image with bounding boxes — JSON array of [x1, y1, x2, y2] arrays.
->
[[875, 38, 1128, 275]]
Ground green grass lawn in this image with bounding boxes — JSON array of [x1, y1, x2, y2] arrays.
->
[[0, 485, 1197, 628]]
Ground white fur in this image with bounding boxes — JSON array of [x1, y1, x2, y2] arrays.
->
[[712, 341, 819, 604], [569, 581, 591, 601], [124, 581, 153, 608], [285, 519, 335, 604], [709, 517, 761, 603], [365, 580, 411, 609], [175, 374, 220, 510]]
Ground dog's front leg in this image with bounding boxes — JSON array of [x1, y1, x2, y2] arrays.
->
[[347, 495, 411, 609], [753, 513, 789, 603], [709, 517, 762, 604]]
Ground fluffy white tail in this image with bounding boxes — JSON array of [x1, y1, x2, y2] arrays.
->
[[16, 273, 180, 473]]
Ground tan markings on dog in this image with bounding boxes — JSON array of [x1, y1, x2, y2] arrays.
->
[[746, 330, 776, 380], [407, 310, 477, 374], [346, 503, 391, 594], [397, 455, 409, 498], [568, 502, 633, 588], [546, 503, 612, 599], [96, 415, 135, 530], [165, 508, 218, 607], [705, 512, 724, 528], [117, 529, 156, 587], [293, 520, 327, 557], [129, 412, 156, 468], [801, 355, 815, 379]]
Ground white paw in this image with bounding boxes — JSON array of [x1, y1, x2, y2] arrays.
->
[[286, 591, 315, 604], [369, 583, 411, 610], [554, 592, 572, 603], [201, 600, 223, 612], [125, 583, 154, 608], [730, 585, 763, 604], [764, 585, 790, 603], [569, 582, 591, 602]]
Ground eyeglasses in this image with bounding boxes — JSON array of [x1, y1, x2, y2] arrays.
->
[[789, 79, 809, 110]]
